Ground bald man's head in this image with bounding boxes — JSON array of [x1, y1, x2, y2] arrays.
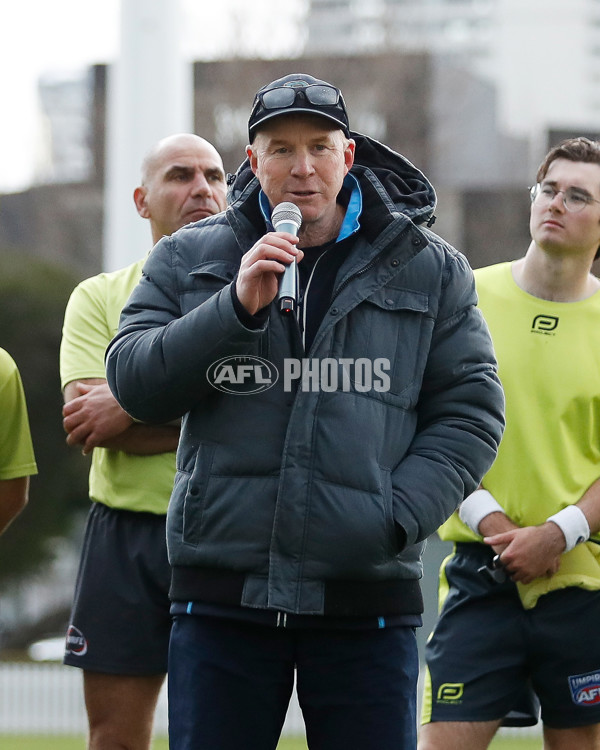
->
[[134, 134, 227, 244]]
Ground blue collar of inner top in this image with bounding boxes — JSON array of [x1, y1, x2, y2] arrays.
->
[[259, 173, 362, 243]]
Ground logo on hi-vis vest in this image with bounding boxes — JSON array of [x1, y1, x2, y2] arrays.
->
[[531, 315, 559, 335], [569, 671, 600, 706], [437, 683, 464, 703]]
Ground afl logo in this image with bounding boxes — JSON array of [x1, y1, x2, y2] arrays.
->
[[575, 685, 600, 705], [207, 356, 279, 394], [569, 671, 600, 706], [531, 315, 558, 334], [65, 625, 88, 656]]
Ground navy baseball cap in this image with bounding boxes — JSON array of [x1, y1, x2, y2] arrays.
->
[[248, 73, 350, 142]]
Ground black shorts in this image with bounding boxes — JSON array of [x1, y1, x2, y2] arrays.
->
[[422, 543, 600, 730], [63, 502, 171, 675]]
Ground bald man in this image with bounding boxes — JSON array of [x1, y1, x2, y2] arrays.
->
[[60, 134, 227, 750]]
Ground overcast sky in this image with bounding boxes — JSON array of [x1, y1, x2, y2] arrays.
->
[[0, 0, 306, 192]]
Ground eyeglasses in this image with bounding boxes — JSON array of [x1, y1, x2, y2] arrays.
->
[[530, 182, 600, 213], [257, 84, 341, 111]]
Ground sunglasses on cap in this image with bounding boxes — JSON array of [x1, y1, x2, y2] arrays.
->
[[256, 83, 342, 110]]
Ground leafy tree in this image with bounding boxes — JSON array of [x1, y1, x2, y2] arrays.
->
[[0, 248, 89, 588]]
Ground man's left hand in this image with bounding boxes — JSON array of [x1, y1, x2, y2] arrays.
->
[[484, 523, 564, 584], [63, 382, 133, 455]]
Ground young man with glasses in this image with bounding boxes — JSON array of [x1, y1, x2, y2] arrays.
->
[[106, 73, 505, 750], [420, 137, 600, 750]]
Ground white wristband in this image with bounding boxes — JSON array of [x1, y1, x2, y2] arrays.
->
[[459, 489, 504, 535], [546, 505, 590, 552]]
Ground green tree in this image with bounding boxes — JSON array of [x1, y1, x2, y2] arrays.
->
[[0, 248, 89, 587]]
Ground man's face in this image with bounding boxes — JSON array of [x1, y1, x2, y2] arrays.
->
[[530, 157, 600, 259], [136, 136, 227, 241], [248, 115, 355, 237]]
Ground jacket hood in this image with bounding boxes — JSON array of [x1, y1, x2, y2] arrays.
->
[[226, 131, 437, 228]]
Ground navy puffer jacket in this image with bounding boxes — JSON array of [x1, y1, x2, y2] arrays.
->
[[106, 133, 504, 617]]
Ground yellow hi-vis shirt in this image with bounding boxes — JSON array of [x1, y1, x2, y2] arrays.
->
[[0, 348, 37, 480], [439, 262, 600, 608], [60, 259, 176, 515]]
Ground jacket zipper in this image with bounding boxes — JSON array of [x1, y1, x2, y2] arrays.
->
[[300, 247, 332, 351], [276, 611, 288, 627]]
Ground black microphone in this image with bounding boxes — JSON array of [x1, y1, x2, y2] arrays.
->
[[272, 202, 302, 315]]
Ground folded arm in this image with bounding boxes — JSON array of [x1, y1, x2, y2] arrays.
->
[[63, 379, 180, 456]]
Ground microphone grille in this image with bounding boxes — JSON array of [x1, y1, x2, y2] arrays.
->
[[272, 202, 302, 230]]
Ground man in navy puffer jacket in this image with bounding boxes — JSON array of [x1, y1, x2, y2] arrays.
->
[[106, 73, 505, 750]]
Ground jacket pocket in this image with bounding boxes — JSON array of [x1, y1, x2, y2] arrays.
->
[[179, 261, 239, 313], [303, 474, 398, 578], [344, 286, 431, 402], [181, 442, 216, 545], [379, 465, 399, 553], [189, 260, 238, 282]]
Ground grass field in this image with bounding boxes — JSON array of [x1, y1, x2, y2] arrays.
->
[[0, 733, 541, 749]]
